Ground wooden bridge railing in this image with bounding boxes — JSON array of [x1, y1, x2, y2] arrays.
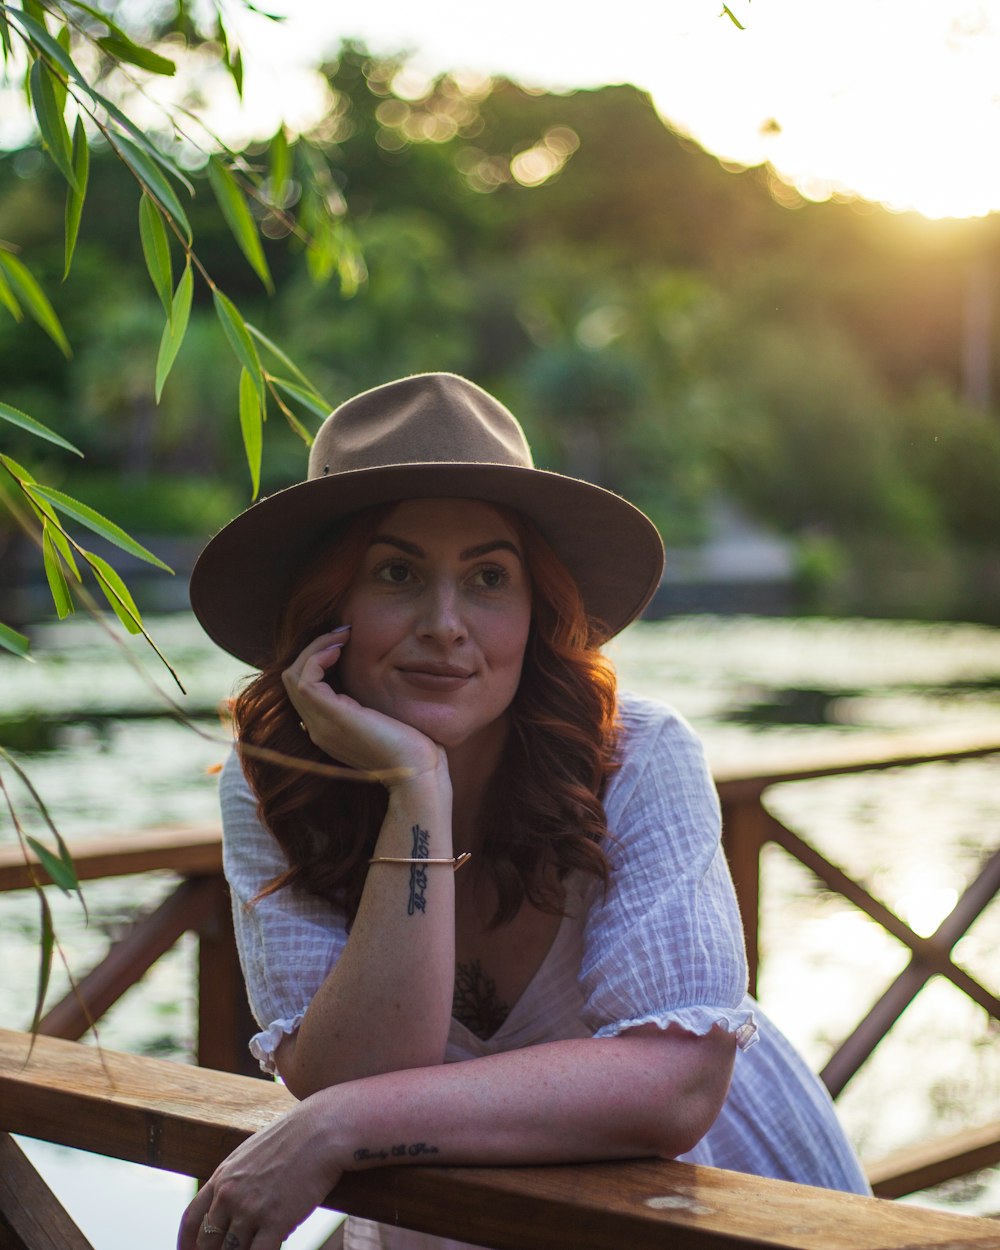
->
[[1, 726, 999, 1201], [717, 726, 1000, 1197], [3, 1028, 1000, 1250]]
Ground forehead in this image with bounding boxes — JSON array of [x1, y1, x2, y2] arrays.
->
[[378, 498, 521, 546]]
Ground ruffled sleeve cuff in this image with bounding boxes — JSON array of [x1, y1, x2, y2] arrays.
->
[[248, 1011, 307, 1074], [593, 1005, 759, 1051]]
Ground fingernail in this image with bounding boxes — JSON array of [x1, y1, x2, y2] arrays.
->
[[332, 623, 352, 633]]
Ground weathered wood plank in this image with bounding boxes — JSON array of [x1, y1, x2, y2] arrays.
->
[[0, 1132, 96, 1250], [0, 825, 222, 893], [1, 1030, 997, 1250]]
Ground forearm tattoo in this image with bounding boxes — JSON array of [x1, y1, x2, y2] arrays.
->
[[453, 960, 511, 1039], [407, 823, 429, 916], [354, 1142, 440, 1163]]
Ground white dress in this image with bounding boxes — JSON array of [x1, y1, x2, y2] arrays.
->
[[221, 694, 870, 1249]]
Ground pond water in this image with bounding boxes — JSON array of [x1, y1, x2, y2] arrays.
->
[[2, 611, 999, 1244]]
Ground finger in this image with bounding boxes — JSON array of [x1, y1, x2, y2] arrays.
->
[[178, 1188, 212, 1250], [283, 628, 350, 691]]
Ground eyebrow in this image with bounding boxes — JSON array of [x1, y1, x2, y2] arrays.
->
[[370, 534, 523, 562]]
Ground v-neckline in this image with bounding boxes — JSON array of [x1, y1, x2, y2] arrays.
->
[[450, 902, 580, 1044]]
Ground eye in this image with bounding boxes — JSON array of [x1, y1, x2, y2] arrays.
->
[[374, 559, 414, 585], [469, 564, 509, 590]]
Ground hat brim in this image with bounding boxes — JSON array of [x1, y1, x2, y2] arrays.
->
[[189, 463, 664, 666]]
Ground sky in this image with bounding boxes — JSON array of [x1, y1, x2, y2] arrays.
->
[[216, 0, 1000, 221]]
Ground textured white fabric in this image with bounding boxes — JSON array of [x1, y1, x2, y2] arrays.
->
[[221, 693, 870, 1250]]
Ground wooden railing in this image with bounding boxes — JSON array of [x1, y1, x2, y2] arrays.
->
[[3, 1029, 1000, 1250], [717, 726, 1000, 1197], [1, 726, 998, 1202]]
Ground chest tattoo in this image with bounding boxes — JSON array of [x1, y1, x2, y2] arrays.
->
[[453, 959, 512, 1039]]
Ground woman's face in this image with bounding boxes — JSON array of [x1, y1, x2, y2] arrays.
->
[[334, 499, 532, 757]]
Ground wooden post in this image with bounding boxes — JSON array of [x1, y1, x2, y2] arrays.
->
[[0, 1133, 96, 1250], [196, 876, 262, 1079], [720, 789, 769, 996]]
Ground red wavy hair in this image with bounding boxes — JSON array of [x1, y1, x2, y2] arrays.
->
[[233, 502, 620, 925]]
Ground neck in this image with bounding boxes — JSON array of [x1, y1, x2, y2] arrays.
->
[[445, 716, 509, 854]]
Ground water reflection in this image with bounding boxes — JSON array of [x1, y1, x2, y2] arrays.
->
[[2, 612, 1000, 1216]]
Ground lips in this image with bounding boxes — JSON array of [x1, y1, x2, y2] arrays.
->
[[396, 662, 475, 691]]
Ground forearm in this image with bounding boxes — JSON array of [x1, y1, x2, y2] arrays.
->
[[280, 769, 457, 1096], [179, 1026, 736, 1250], [323, 1026, 736, 1172]]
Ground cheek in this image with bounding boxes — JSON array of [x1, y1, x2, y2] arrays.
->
[[487, 609, 531, 676]]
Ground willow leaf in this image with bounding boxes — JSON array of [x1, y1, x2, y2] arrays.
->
[[42, 526, 74, 619], [139, 194, 173, 318], [0, 264, 20, 321], [213, 290, 265, 405], [83, 550, 144, 634], [270, 376, 331, 420], [97, 34, 175, 76], [0, 9, 12, 61], [29, 890, 54, 1035], [0, 622, 31, 658], [7, 9, 84, 83], [0, 400, 82, 455], [64, 117, 89, 279], [26, 835, 79, 894], [27, 484, 174, 572], [229, 47, 244, 97], [207, 157, 273, 292], [268, 126, 291, 207], [0, 748, 84, 916], [86, 87, 194, 194], [46, 517, 82, 582], [155, 263, 193, 400], [108, 131, 191, 241], [238, 367, 263, 499], [247, 323, 327, 398], [0, 252, 71, 358], [30, 56, 76, 190]]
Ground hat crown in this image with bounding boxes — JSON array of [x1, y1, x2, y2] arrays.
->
[[307, 373, 534, 479]]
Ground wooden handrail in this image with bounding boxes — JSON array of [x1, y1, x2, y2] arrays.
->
[[2, 1030, 998, 1250], [0, 823, 222, 892]]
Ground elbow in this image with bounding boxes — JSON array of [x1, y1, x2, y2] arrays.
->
[[648, 1082, 728, 1159], [625, 1023, 737, 1160]]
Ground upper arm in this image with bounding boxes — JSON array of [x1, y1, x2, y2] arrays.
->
[[220, 751, 349, 1072], [580, 701, 757, 1050]]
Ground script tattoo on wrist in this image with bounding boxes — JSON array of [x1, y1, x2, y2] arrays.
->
[[354, 1142, 440, 1163], [407, 823, 430, 916]]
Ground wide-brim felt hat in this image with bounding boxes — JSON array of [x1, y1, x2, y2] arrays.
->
[[189, 372, 665, 666]]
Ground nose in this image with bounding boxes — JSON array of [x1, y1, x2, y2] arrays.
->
[[416, 578, 468, 644]]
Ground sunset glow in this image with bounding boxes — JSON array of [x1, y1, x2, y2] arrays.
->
[[233, 0, 1000, 222]]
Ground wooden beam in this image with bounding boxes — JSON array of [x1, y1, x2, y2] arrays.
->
[[714, 729, 1000, 798], [0, 1133, 95, 1250], [2, 1031, 998, 1250], [37, 878, 221, 1040], [868, 1120, 1000, 1198], [0, 825, 222, 893]]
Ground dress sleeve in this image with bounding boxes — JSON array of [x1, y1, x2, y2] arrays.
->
[[220, 750, 349, 1073], [579, 697, 758, 1050]]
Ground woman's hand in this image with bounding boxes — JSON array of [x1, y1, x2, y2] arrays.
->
[[282, 627, 443, 783], [178, 1093, 344, 1250]]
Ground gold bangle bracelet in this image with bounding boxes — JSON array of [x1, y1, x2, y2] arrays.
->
[[368, 853, 472, 872]]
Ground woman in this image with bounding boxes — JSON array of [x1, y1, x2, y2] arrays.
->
[[181, 373, 868, 1250]]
